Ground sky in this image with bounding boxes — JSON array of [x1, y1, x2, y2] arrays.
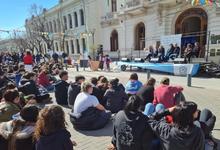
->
[[0, 0, 58, 39]]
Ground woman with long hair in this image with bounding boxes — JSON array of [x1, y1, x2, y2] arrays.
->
[[34, 105, 75, 150]]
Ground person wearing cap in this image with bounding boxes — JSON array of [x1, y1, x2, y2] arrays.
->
[[153, 77, 183, 108], [103, 79, 128, 113], [0, 105, 39, 150]]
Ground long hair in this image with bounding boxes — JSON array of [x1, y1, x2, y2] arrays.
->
[[172, 101, 197, 129], [34, 105, 66, 141], [124, 95, 141, 114]]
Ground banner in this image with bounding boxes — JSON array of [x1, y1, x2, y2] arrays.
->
[[160, 34, 182, 53], [173, 64, 194, 76]]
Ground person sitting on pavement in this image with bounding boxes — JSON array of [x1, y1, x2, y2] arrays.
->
[[37, 68, 54, 92], [136, 77, 156, 111], [18, 72, 50, 104], [67, 75, 85, 107], [96, 77, 109, 105], [0, 89, 21, 123], [108, 95, 154, 150], [0, 105, 39, 150], [55, 71, 69, 105], [125, 73, 143, 97], [148, 101, 206, 150], [153, 77, 184, 108], [34, 105, 76, 150], [70, 81, 111, 131], [103, 79, 128, 113]]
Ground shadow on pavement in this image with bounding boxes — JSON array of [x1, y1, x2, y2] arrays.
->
[[213, 138, 220, 150], [76, 121, 113, 137]]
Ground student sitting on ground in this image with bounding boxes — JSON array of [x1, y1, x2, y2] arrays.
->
[[96, 77, 109, 105], [153, 77, 184, 108], [37, 68, 54, 92], [103, 79, 128, 113], [55, 71, 69, 105], [125, 73, 143, 96], [18, 72, 50, 103], [34, 105, 76, 150], [70, 81, 111, 130], [67, 75, 85, 107], [0, 89, 20, 123], [108, 95, 154, 150], [0, 105, 39, 150], [148, 101, 207, 150], [136, 77, 156, 111]]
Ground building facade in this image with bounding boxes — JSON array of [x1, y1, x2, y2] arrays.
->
[[100, 0, 220, 63], [25, 0, 220, 63]]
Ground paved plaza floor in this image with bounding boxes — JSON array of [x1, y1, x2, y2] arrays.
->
[[52, 68, 220, 150]]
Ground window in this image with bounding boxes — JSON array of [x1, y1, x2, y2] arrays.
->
[[76, 39, 80, 54], [79, 9, 85, 26], [112, 0, 117, 12], [49, 21, 53, 32], [74, 12, 78, 27], [53, 20, 57, 32], [63, 16, 67, 30], [55, 42, 59, 51], [82, 38, 86, 52], [68, 14, 73, 29], [66, 41, 69, 54], [57, 19, 61, 32], [71, 40, 74, 54], [110, 30, 118, 51], [46, 23, 49, 32]]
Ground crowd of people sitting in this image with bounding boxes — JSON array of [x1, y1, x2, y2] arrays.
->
[[0, 50, 217, 150], [145, 42, 201, 63]]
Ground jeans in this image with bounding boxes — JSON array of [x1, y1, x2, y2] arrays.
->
[[143, 103, 165, 116], [45, 84, 55, 92]]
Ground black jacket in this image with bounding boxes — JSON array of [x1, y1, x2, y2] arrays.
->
[[148, 110, 205, 150], [35, 129, 73, 150], [136, 85, 154, 110], [55, 80, 69, 105], [103, 88, 128, 113], [67, 82, 81, 106], [112, 111, 154, 150], [19, 79, 40, 96]]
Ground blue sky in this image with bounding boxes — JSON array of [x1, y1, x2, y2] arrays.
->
[[0, 0, 58, 39]]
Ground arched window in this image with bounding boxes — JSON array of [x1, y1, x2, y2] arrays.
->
[[68, 14, 73, 29], [71, 40, 74, 54], [76, 39, 80, 53], [111, 0, 117, 12], [80, 9, 85, 26], [110, 30, 118, 51], [135, 22, 145, 50], [74, 12, 78, 27], [49, 21, 53, 32]]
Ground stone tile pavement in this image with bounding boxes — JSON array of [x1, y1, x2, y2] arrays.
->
[[51, 68, 220, 150]]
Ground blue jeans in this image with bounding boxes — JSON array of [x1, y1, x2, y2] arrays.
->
[[45, 85, 55, 92], [143, 103, 165, 116]]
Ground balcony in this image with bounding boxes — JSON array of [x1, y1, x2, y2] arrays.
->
[[100, 12, 120, 27], [123, 0, 147, 15]]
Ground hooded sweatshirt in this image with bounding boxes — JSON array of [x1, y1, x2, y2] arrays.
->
[[125, 80, 143, 95], [36, 129, 73, 150], [148, 110, 205, 150], [112, 111, 154, 150]]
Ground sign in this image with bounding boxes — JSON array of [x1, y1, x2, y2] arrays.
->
[[160, 34, 182, 53], [173, 64, 194, 76]]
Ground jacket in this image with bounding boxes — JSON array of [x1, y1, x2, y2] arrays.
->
[[23, 55, 33, 65], [125, 80, 143, 95], [55, 80, 69, 105], [0, 120, 35, 150], [153, 85, 183, 108], [0, 102, 20, 123], [136, 85, 154, 110], [103, 88, 128, 113], [19, 79, 40, 96], [35, 129, 73, 150], [148, 110, 205, 150], [67, 82, 81, 107], [112, 111, 154, 150], [37, 72, 51, 87]]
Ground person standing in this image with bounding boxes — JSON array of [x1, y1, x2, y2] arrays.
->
[[23, 51, 33, 72]]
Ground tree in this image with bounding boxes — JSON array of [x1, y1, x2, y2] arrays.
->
[[26, 4, 54, 53]]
